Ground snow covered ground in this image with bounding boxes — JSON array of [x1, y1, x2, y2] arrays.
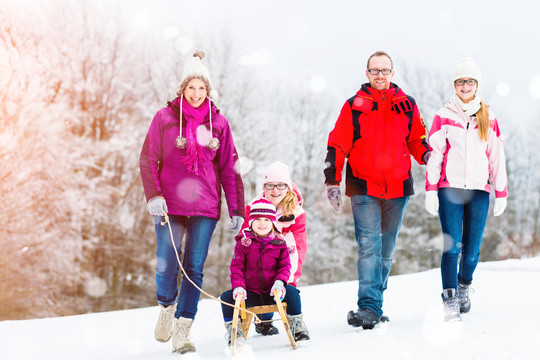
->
[[2, 257, 539, 360]]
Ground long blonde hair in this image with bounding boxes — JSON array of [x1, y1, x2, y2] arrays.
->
[[278, 190, 298, 217], [476, 101, 490, 142]]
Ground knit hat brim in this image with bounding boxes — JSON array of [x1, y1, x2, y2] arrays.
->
[[263, 161, 293, 190], [453, 57, 482, 83], [248, 197, 279, 230], [177, 50, 218, 100]]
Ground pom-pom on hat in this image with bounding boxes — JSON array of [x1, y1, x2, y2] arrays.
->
[[248, 197, 278, 229], [453, 57, 482, 83], [177, 50, 218, 100], [263, 161, 293, 190]]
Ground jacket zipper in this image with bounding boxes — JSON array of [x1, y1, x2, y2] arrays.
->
[[464, 122, 469, 188]]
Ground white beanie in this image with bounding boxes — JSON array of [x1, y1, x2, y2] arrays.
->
[[177, 50, 218, 100], [263, 161, 293, 190], [453, 57, 482, 83]]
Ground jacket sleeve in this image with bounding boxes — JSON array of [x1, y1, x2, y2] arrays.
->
[[487, 117, 508, 198], [288, 212, 307, 287], [230, 241, 247, 290], [216, 118, 245, 218], [425, 113, 446, 191], [407, 104, 430, 165], [239, 203, 251, 233], [324, 101, 354, 185], [274, 245, 292, 285], [139, 112, 164, 202]]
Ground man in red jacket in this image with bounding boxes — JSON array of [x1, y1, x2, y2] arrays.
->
[[324, 51, 430, 329]]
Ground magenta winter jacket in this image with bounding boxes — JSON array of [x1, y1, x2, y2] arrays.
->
[[240, 182, 307, 287], [230, 230, 291, 294], [139, 97, 245, 219]]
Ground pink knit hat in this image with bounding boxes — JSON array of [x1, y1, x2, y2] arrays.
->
[[263, 161, 293, 190], [248, 197, 278, 229]]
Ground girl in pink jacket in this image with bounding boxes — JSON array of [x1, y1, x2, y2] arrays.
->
[[240, 161, 308, 335], [220, 197, 310, 344], [425, 58, 508, 322]]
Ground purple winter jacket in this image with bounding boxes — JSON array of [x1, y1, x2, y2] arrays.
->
[[139, 97, 245, 219], [230, 230, 291, 294]]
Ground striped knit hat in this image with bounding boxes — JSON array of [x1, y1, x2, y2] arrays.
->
[[248, 197, 278, 229]]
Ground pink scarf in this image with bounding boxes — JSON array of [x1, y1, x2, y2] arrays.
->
[[180, 97, 210, 174]]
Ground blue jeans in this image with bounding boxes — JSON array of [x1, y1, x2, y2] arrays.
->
[[220, 285, 302, 321], [351, 195, 409, 318], [154, 215, 218, 320], [438, 188, 489, 289]]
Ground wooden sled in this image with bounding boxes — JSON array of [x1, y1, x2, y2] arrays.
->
[[230, 290, 297, 352]]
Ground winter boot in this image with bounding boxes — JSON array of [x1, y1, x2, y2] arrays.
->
[[154, 303, 176, 342], [380, 314, 390, 323], [172, 317, 196, 354], [224, 320, 246, 346], [347, 308, 380, 329], [442, 288, 462, 322], [286, 314, 310, 341], [255, 321, 279, 336], [255, 322, 279, 336], [457, 282, 472, 313]]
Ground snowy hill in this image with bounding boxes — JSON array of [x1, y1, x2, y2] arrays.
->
[[2, 257, 539, 360]]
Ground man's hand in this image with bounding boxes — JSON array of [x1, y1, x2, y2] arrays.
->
[[326, 185, 343, 213]]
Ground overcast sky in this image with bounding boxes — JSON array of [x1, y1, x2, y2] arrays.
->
[[19, 0, 536, 125]]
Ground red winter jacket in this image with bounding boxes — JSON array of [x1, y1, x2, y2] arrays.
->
[[324, 83, 429, 199]]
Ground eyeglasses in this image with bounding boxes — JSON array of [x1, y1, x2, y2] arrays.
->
[[367, 68, 393, 75], [455, 79, 477, 86], [264, 183, 288, 190]]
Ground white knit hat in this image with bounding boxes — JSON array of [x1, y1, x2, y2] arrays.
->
[[177, 50, 218, 100], [453, 57, 482, 83], [263, 161, 293, 190]]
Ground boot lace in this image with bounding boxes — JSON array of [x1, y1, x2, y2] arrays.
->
[[174, 319, 191, 340], [225, 323, 245, 343], [457, 283, 473, 304], [443, 295, 460, 320], [158, 305, 175, 327], [288, 315, 306, 335]]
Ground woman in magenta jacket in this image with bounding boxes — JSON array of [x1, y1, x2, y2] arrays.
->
[[139, 50, 245, 354]]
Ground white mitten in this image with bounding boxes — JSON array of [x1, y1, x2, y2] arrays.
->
[[425, 191, 439, 216], [493, 198, 507, 217]]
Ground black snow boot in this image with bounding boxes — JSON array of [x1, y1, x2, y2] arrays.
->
[[457, 282, 472, 313], [255, 321, 279, 336], [347, 308, 380, 329]]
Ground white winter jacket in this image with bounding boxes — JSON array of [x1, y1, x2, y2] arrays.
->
[[425, 99, 508, 198]]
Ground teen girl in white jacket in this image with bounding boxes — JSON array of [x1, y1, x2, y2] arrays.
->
[[425, 58, 508, 322]]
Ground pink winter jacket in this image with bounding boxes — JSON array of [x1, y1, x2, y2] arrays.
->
[[425, 99, 508, 198], [240, 182, 307, 287], [230, 230, 291, 294], [139, 97, 245, 219]]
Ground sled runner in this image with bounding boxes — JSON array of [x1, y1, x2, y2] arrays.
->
[[230, 290, 297, 351]]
